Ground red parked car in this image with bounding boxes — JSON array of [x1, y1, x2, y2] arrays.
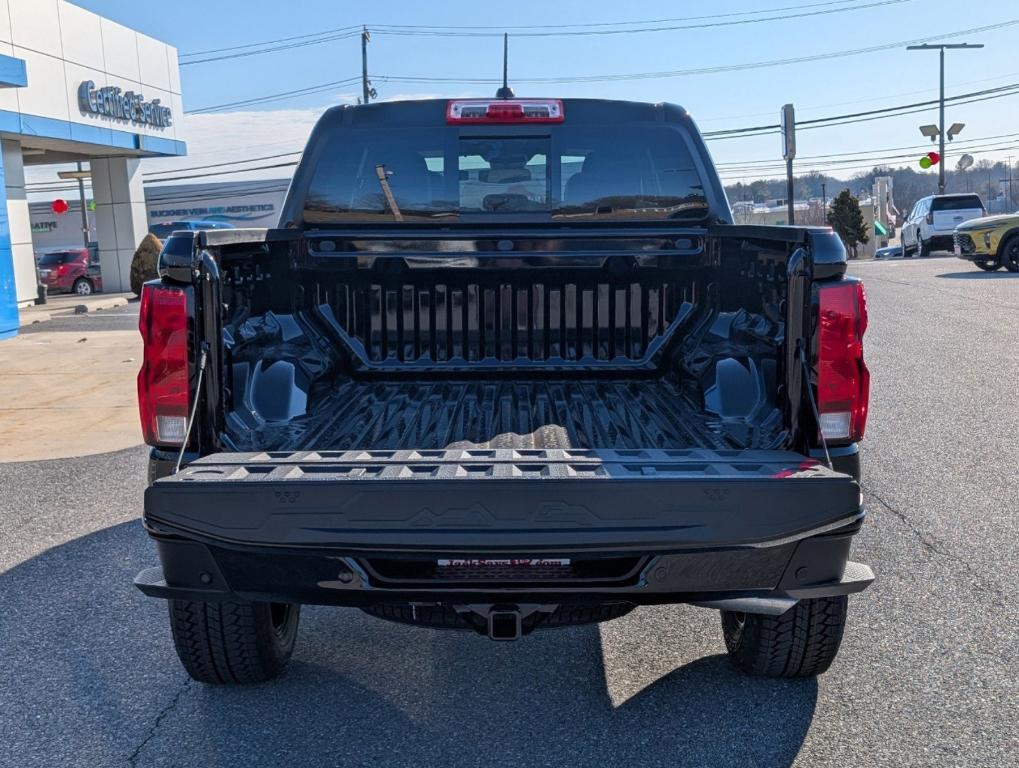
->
[[36, 249, 102, 296]]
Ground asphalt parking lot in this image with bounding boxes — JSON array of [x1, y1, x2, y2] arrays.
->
[[1, 256, 1016, 767]]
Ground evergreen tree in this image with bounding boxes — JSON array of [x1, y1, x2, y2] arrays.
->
[[826, 189, 869, 258]]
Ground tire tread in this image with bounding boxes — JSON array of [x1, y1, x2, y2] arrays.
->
[[722, 596, 848, 678], [168, 600, 297, 684]]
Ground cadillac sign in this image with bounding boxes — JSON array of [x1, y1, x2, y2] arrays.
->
[[78, 81, 173, 128]]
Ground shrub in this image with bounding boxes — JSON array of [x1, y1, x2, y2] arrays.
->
[[130, 234, 163, 296]]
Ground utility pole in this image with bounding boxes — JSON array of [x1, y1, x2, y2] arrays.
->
[[821, 182, 827, 212], [57, 164, 92, 249], [781, 103, 796, 225], [361, 27, 371, 104], [907, 42, 983, 194], [76, 162, 89, 249], [1007, 155, 1014, 205]]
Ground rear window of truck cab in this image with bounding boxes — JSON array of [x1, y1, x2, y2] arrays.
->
[[301, 122, 708, 225]]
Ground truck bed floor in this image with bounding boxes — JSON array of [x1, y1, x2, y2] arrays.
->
[[236, 378, 744, 452]]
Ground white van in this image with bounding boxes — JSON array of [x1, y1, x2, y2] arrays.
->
[[901, 194, 985, 257]]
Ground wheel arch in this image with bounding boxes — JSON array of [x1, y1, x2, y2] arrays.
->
[[994, 227, 1019, 260]]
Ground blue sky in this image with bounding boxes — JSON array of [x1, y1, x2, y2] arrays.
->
[[69, 0, 1019, 185]]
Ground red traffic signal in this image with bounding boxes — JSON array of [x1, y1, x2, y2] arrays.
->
[[51, 198, 69, 214], [927, 151, 941, 165]]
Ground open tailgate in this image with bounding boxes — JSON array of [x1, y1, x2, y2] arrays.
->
[[145, 449, 862, 553]]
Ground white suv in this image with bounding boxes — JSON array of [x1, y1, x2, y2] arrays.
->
[[901, 193, 985, 257]]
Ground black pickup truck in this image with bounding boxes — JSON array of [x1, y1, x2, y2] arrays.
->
[[134, 97, 873, 684]]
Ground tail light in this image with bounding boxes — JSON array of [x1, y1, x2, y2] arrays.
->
[[447, 99, 564, 124], [817, 281, 869, 442], [137, 283, 189, 446], [56, 264, 70, 276], [926, 212, 934, 225]]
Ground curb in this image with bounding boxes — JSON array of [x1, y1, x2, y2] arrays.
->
[[18, 295, 131, 327]]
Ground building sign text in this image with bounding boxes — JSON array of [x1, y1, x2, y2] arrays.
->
[[78, 81, 173, 128]]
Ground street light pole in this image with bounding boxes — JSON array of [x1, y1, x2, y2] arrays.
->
[[938, 46, 945, 194], [907, 42, 983, 195], [76, 162, 89, 249]]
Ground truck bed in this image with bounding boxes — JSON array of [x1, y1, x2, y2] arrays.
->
[[229, 376, 776, 453]]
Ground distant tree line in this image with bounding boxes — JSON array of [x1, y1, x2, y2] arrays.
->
[[725, 160, 1017, 217]]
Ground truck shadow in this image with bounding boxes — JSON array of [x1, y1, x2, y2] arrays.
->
[[0, 520, 818, 767], [936, 270, 1019, 279]]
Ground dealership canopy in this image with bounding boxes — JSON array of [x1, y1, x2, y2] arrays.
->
[[0, 0, 186, 340]]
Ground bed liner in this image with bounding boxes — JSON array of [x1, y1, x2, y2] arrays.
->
[[230, 376, 783, 453]]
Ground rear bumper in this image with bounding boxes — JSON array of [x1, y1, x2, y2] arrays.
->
[[136, 520, 873, 610], [925, 234, 956, 252], [138, 448, 872, 609]]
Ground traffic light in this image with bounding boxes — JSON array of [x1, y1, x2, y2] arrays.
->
[[919, 151, 941, 169]]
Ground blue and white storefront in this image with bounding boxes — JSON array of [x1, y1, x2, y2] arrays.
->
[[0, 0, 185, 339]]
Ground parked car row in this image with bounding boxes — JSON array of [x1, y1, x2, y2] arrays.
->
[[900, 193, 986, 258], [876, 193, 1017, 273], [953, 210, 1019, 272], [35, 248, 102, 296], [34, 220, 236, 297]]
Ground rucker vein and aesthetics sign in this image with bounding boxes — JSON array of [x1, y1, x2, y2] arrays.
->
[[78, 81, 173, 128]]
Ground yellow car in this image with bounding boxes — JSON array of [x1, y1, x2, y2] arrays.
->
[[953, 213, 1019, 272]]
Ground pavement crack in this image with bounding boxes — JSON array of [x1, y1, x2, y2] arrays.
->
[[861, 483, 1008, 606], [125, 678, 191, 767]]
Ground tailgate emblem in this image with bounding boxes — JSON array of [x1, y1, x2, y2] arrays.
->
[[274, 489, 301, 505], [703, 488, 729, 502]]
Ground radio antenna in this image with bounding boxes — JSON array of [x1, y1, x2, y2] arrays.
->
[[495, 33, 515, 98]]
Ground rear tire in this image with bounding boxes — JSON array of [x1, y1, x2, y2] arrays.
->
[[976, 260, 1001, 272], [720, 596, 848, 678], [1000, 235, 1019, 272], [168, 600, 299, 684], [919, 239, 931, 258]]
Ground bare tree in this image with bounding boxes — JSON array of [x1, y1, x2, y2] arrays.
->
[[798, 201, 828, 227]]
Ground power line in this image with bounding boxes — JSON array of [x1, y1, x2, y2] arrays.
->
[[181, 63, 1019, 122], [703, 81, 1019, 137], [142, 162, 300, 185], [181, 25, 362, 58], [177, 1, 899, 64], [717, 139, 1019, 175], [180, 30, 361, 66], [369, 1, 908, 38], [695, 69, 1019, 123], [186, 77, 362, 114], [142, 151, 303, 176], [376, 19, 1019, 85], [27, 153, 303, 188], [717, 146, 1019, 180], [715, 131, 1019, 167], [717, 138, 1019, 175], [365, 0, 863, 31]]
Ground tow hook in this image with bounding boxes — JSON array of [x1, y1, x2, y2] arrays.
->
[[454, 603, 558, 641]]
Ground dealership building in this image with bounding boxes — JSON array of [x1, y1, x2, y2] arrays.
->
[[0, 0, 185, 339], [28, 178, 291, 251]]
